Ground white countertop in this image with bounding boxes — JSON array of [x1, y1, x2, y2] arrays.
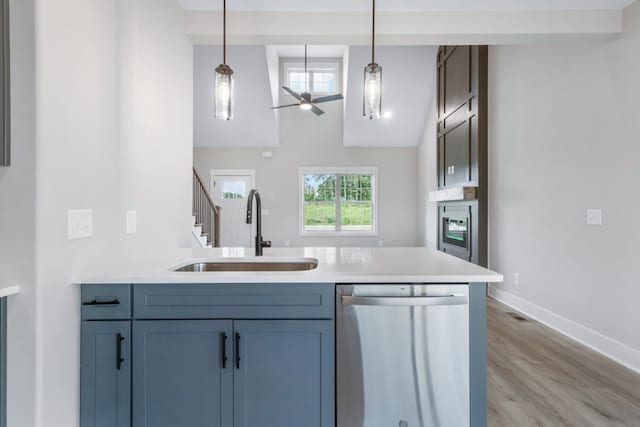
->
[[0, 285, 20, 298], [76, 247, 503, 285]]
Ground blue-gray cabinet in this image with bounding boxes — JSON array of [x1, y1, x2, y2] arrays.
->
[[80, 321, 131, 427], [233, 320, 334, 427], [80, 283, 335, 427], [132, 320, 233, 427]]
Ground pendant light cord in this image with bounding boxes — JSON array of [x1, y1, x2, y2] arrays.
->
[[371, 0, 375, 63], [223, 0, 227, 65]]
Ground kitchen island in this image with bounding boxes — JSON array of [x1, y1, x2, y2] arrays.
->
[[78, 247, 502, 427], [0, 285, 19, 427]]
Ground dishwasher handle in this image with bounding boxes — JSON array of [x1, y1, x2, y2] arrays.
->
[[341, 294, 467, 307]]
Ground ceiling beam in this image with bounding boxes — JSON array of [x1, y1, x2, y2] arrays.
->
[[185, 10, 623, 45]]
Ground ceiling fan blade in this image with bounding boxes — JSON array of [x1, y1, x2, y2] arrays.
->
[[312, 94, 344, 104], [311, 105, 325, 116], [282, 86, 302, 100], [271, 103, 300, 109]]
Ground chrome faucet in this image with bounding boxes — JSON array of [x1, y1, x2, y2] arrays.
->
[[246, 189, 271, 256]]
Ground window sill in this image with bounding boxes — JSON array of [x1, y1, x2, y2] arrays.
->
[[299, 231, 378, 237]]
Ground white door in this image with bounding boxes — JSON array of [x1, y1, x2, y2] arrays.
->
[[211, 170, 255, 248]]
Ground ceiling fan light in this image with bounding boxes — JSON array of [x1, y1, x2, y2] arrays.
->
[[300, 103, 313, 111]]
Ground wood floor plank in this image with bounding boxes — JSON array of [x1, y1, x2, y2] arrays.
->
[[487, 298, 640, 427]]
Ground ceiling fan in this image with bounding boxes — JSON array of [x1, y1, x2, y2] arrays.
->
[[271, 45, 344, 116]]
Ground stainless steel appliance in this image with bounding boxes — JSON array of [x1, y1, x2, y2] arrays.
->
[[337, 284, 470, 427]]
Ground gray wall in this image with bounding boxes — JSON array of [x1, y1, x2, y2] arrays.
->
[[416, 2, 640, 370], [487, 2, 640, 368], [416, 62, 438, 249], [0, 0, 36, 425], [194, 100, 418, 247]]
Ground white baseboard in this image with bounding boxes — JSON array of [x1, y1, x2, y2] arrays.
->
[[488, 285, 640, 374]]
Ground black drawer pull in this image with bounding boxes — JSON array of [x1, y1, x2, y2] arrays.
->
[[235, 333, 241, 369], [116, 333, 125, 370], [221, 333, 228, 369], [83, 299, 120, 306]]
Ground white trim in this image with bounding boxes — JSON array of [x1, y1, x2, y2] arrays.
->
[[298, 167, 378, 237], [489, 285, 640, 374], [280, 57, 342, 99]]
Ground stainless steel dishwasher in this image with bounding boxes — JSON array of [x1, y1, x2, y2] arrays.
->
[[337, 284, 470, 427]]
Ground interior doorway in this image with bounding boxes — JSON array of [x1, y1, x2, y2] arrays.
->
[[210, 169, 256, 248]]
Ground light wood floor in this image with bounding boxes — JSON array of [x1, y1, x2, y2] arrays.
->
[[487, 298, 640, 427]]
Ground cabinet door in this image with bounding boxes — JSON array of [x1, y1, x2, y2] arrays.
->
[[80, 321, 131, 427], [233, 320, 334, 427], [132, 320, 233, 427]]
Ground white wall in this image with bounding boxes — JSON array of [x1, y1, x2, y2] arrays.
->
[[344, 46, 437, 147], [0, 0, 37, 426], [194, 100, 419, 247], [488, 1, 640, 371], [194, 45, 279, 147], [31, 1, 193, 426]]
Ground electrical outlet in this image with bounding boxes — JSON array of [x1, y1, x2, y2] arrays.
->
[[68, 209, 93, 240], [513, 273, 520, 285], [126, 210, 138, 234], [378, 240, 384, 247], [284, 240, 290, 247]]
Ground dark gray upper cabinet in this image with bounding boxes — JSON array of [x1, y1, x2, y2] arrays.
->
[[80, 321, 131, 427], [132, 320, 233, 427], [437, 46, 487, 189], [233, 320, 335, 427], [1, 0, 9, 167]]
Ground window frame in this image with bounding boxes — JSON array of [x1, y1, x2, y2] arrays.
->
[[281, 58, 341, 98], [298, 167, 378, 237]]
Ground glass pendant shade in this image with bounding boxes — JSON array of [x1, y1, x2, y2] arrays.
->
[[363, 63, 382, 119], [214, 64, 234, 121]]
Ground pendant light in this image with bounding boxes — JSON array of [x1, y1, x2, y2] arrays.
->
[[363, 0, 382, 119], [214, 0, 234, 120]]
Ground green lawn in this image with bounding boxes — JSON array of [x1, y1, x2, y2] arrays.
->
[[304, 204, 372, 227]]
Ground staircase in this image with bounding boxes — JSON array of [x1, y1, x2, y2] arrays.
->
[[193, 167, 221, 248]]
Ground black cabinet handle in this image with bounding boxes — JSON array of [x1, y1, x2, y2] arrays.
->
[[116, 333, 125, 370], [83, 299, 120, 306], [221, 333, 228, 369], [234, 333, 241, 369]]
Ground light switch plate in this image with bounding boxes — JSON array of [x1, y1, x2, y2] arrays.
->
[[68, 209, 93, 240], [126, 210, 138, 234], [261, 209, 270, 216], [586, 209, 602, 226]]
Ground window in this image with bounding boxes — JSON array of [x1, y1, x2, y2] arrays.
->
[[283, 61, 340, 96], [221, 181, 246, 199], [300, 167, 377, 235]]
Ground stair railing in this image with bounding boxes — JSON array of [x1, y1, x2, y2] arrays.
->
[[193, 167, 221, 247]]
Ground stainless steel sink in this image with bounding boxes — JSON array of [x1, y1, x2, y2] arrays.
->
[[172, 257, 319, 272]]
